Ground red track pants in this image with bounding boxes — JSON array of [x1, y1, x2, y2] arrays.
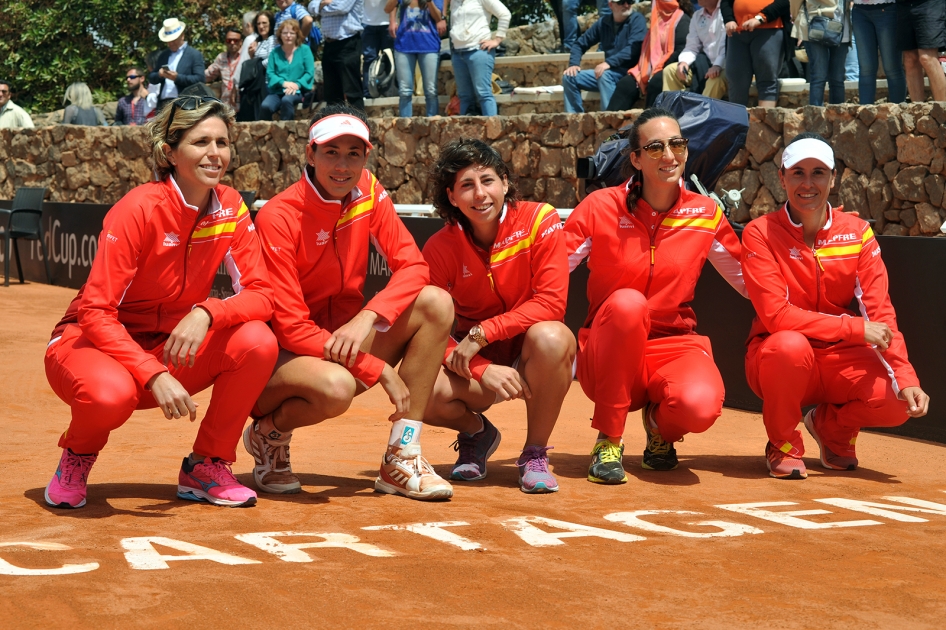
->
[[45, 321, 278, 462], [576, 289, 725, 441], [746, 330, 909, 457]]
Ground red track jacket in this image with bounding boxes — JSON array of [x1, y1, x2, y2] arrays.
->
[[564, 181, 746, 339], [255, 168, 429, 387], [50, 178, 274, 388], [423, 201, 568, 380], [742, 204, 919, 392]]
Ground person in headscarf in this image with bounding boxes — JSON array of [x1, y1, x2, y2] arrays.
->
[[607, 0, 692, 110]]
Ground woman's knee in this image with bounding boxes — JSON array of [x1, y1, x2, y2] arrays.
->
[[760, 330, 813, 367], [315, 366, 358, 417], [600, 289, 649, 329], [524, 321, 576, 362], [415, 285, 455, 328], [77, 373, 139, 423], [230, 321, 279, 366], [665, 381, 723, 433]]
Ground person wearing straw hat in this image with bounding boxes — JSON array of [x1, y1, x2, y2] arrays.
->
[[149, 18, 207, 109], [742, 132, 929, 480]]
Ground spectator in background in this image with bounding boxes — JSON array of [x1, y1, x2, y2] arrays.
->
[[364, 0, 396, 100], [250, 11, 277, 67], [388, 0, 445, 116], [275, 0, 316, 41], [447, 0, 511, 116], [554, 0, 613, 52], [262, 18, 315, 120], [563, 0, 647, 113], [607, 0, 691, 110], [0, 81, 34, 129], [235, 11, 259, 89], [115, 67, 153, 126], [313, 0, 367, 110], [790, 0, 851, 106], [206, 29, 244, 109], [723, 0, 783, 107], [149, 18, 206, 108], [852, 0, 904, 103], [662, 0, 727, 100], [61, 83, 107, 126], [898, 0, 946, 102]]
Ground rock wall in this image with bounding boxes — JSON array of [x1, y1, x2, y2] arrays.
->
[[2, 102, 945, 236]]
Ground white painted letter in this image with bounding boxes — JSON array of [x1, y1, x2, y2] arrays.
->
[[121, 537, 260, 570], [715, 502, 881, 530], [235, 532, 394, 561], [0, 542, 99, 576], [815, 496, 946, 523], [500, 516, 645, 547], [604, 511, 765, 538], [363, 521, 483, 551]]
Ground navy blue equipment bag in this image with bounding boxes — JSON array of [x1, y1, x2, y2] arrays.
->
[[581, 93, 749, 197]]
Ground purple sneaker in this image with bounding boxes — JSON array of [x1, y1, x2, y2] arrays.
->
[[45, 449, 97, 509], [450, 415, 501, 481], [516, 445, 559, 494], [177, 457, 257, 507]]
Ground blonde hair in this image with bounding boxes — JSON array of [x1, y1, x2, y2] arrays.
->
[[275, 18, 303, 47], [148, 98, 236, 180], [63, 82, 94, 109]]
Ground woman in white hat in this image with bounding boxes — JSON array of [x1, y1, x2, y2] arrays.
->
[[742, 132, 929, 479], [148, 18, 208, 108]]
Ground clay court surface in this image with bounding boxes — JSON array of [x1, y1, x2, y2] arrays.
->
[[2, 283, 945, 629]]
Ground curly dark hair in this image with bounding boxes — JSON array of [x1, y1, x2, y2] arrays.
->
[[620, 107, 681, 213], [429, 138, 520, 233]]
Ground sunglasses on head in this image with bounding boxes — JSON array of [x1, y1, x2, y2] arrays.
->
[[165, 95, 222, 136], [637, 137, 689, 159]]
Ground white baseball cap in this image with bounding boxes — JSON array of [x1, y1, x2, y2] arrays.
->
[[308, 114, 373, 150], [781, 137, 835, 170]]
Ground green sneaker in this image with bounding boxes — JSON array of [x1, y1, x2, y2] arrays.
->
[[641, 403, 678, 471], [587, 439, 628, 484]]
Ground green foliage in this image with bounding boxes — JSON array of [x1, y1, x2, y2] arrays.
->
[[1, 0, 261, 113]]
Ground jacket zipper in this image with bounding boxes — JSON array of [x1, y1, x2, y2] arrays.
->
[[644, 218, 657, 296], [812, 245, 824, 313]]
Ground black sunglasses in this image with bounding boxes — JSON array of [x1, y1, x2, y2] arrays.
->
[[165, 95, 222, 136], [125, 75, 141, 80], [612, 0, 634, 5]]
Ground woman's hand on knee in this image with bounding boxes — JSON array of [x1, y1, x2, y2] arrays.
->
[[446, 337, 482, 380], [148, 372, 198, 421], [378, 364, 410, 422], [480, 365, 531, 402], [900, 386, 930, 418], [165, 307, 212, 368]]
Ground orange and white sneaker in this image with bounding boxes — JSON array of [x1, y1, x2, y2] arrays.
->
[[242, 420, 301, 494], [375, 442, 453, 501], [803, 407, 858, 471], [765, 442, 807, 480]]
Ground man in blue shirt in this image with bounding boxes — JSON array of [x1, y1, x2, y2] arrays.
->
[[149, 18, 207, 109], [275, 0, 318, 47], [311, 0, 366, 110], [561, 0, 646, 113]]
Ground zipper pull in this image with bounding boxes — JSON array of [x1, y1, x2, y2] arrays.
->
[[813, 249, 824, 271], [650, 245, 655, 265]]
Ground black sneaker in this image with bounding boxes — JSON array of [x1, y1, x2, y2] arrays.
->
[[641, 403, 679, 471], [587, 439, 628, 484], [450, 415, 501, 481]]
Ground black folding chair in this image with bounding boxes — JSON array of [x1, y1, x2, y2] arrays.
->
[[2, 186, 51, 287]]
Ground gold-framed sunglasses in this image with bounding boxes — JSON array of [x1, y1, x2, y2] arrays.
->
[[637, 137, 689, 159]]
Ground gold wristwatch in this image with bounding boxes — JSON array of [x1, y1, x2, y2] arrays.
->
[[467, 325, 489, 348]]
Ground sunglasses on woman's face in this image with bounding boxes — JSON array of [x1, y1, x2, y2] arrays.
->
[[637, 137, 689, 159], [166, 96, 222, 136]]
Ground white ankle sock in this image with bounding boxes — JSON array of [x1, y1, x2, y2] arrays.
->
[[389, 419, 423, 447]]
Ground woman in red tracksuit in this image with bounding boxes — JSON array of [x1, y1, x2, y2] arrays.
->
[[422, 138, 575, 494], [742, 132, 929, 479], [43, 96, 278, 509], [563, 107, 746, 484]]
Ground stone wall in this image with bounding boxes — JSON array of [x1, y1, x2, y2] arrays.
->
[[2, 102, 945, 236]]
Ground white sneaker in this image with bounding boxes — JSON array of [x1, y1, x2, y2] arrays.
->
[[242, 421, 301, 494], [375, 442, 453, 501]]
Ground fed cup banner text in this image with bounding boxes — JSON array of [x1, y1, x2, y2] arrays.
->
[[2, 491, 945, 575]]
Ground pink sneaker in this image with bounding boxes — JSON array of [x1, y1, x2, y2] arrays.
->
[[803, 407, 858, 471], [177, 457, 257, 507], [45, 449, 97, 509], [765, 442, 807, 480]]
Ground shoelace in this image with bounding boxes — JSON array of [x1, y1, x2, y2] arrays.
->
[[410, 454, 438, 476], [195, 459, 239, 486], [450, 432, 479, 466], [266, 441, 292, 472], [595, 441, 623, 463], [61, 452, 95, 489], [645, 428, 673, 455], [520, 446, 553, 473]]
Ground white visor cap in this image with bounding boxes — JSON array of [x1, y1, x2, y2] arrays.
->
[[781, 137, 835, 170], [308, 114, 373, 150]]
